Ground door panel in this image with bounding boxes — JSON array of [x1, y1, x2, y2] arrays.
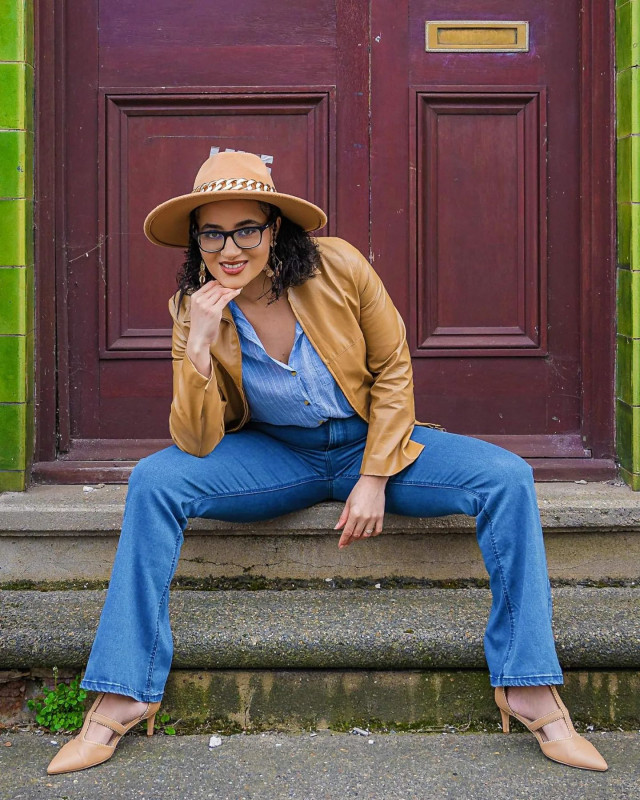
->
[[413, 88, 546, 353], [101, 91, 333, 358]]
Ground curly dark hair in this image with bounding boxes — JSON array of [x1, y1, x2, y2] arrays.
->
[[173, 202, 322, 315]]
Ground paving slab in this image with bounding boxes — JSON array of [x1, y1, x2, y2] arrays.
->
[[0, 730, 637, 800]]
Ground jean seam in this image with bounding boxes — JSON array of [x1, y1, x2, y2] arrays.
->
[[497, 673, 563, 680], [80, 679, 162, 700], [481, 504, 516, 683], [490, 676, 564, 687], [352, 475, 518, 680], [144, 526, 183, 696], [187, 476, 328, 511]]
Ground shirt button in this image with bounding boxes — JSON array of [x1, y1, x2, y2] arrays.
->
[[290, 371, 297, 376], [304, 400, 310, 405]]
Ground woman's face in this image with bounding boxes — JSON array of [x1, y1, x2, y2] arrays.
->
[[195, 199, 280, 291]]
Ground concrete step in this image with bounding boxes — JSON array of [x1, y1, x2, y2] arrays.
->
[[2, 731, 637, 800], [1, 482, 640, 583], [3, 586, 640, 671], [1, 587, 639, 731]]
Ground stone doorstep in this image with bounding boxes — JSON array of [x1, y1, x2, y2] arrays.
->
[[0, 481, 639, 533], [1, 482, 640, 583]]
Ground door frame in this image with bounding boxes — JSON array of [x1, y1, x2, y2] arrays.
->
[[33, 0, 615, 481]]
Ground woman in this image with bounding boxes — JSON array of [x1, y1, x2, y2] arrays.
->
[[47, 151, 607, 774]]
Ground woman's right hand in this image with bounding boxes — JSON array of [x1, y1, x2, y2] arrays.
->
[[186, 280, 242, 377]]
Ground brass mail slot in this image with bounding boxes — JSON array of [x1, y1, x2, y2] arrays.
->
[[425, 21, 529, 52]]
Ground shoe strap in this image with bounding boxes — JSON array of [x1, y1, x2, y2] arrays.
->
[[90, 712, 128, 736], [527, 709, 565, 731]]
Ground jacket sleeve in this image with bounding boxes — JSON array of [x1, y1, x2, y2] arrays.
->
[[351, 249, 425, 476], [167, 294, 227, 457]]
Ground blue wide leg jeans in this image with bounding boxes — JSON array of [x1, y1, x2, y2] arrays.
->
[[80, 415, 563, 702]]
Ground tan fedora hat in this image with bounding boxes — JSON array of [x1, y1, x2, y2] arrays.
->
[[144, 151, 327, 248]]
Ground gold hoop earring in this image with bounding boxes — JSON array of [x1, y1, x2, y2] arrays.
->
[[199, 260, 207, 286]]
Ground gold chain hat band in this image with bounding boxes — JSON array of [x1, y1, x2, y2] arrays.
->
[[194, 177, 277, 194]]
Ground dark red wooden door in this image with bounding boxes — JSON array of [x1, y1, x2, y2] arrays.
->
[[368, 0, 614, 474], [35, 0, 614, 480], [51, 0, 369, 471]]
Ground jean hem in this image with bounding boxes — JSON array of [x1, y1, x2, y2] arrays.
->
[[490, 674, 564, 688], [79, 678, 163, 703]]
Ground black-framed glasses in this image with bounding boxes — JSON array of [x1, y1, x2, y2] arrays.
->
[[195, 222, 272, 253]]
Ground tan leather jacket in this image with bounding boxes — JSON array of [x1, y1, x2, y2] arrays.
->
[[168, 236, 443, 476]]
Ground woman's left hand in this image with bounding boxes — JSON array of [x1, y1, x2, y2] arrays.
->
[[335, 475, 389, 549]]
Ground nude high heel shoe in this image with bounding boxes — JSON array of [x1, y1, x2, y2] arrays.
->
[[46, 692, 161, 775], [495, 686, 608, 771]]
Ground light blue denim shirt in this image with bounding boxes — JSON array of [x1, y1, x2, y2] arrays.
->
[[228, 299, 356, 426]]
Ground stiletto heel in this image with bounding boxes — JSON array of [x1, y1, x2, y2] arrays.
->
[[494, 687, 607, 771], [47, 693, 162, 774], [500, 708, 510, 733]]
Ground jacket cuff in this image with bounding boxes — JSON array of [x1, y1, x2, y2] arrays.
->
[[359, 437, 425, 477], [184, 350, 215, 388]]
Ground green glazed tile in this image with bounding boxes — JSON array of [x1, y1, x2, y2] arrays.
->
[[0, 335, 26, 402], [634, 136, 640, 202], [616, 68, 640, 138], [631, 69, 640, 135], [616, 398, 640, 470], [0, 402, 26, 469], [24, 328, 33, 402], [619, 465, 640, 490], [24, 259, 33, 332], [617, 267, 640, 337], [617, 68, 632, 138], [24, 396, 33, 464], [0, 130, 32, 198], [618, 202, 640, 270], [0, 62, 33, 130], [617, 0, 640, 71], [616, 334, 631, 401], [631, 202, 640, 269], [618, 202, 631, 266], [618, 136, 632, 203], [0, 0, 32, 64], [0, 0, 24, 62], [0, 266, 26, 333], [0, 470, 26, 492], [634, 0, 640, 68], [617, 2, 632, 72], [0, 199, 32, 265], [24, 0, 34, 66], [616, 334, 640, 405]]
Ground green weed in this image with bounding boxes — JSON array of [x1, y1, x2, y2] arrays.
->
[[27, 667, 88, 733]]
